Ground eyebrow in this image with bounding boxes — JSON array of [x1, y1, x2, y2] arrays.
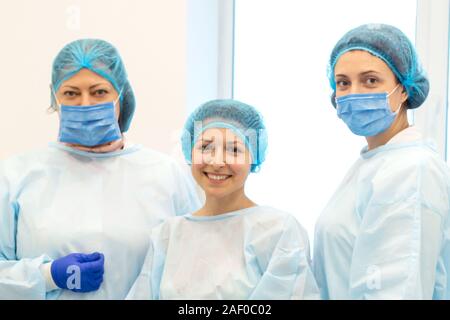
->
[[359, 70, 381, 76], [227, 140, 244, 146], [200, 139, 244, 145], [335, 70, 381, 78], [61, 83, 111, 90]]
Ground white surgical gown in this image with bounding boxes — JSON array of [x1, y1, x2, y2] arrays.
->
[[126, 206, 320, 300], [0, 142, 201, 299], [313, 127, 450, 299]]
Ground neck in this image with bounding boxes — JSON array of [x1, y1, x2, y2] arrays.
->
[[197, 188, 256, 216], [366, 111, 409, 151], [65, 136, 125, 153]]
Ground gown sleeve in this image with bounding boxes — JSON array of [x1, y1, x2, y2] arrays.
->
[[0, 162, 52, 299], [248, 215, 320, 300], [169, 160, 202, 216], [126, 224, 167, 300]]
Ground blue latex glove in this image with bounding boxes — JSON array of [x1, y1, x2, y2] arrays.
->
[[51, 252, 105, 293]]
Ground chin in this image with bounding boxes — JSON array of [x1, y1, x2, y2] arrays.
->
[[203, 188, 231, 199]]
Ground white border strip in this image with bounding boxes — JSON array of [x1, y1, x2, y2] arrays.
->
[[217, 0, 235, 98], [414, 0, 450, 159]]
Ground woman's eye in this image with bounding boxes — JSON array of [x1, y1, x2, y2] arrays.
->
[[365, 77, 378, 86], [63, 91, 79, 97], [93, 89, 108, 96], [227, 146, 242, 154], [336, 80, 349, 88], [201, 144, 213, 152]]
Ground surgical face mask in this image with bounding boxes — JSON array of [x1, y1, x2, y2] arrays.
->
[[52, 86, 122, 147], [335, 84, 402, 137]]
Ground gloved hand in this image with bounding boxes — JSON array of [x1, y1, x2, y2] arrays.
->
[[50, 252, 105, 293]]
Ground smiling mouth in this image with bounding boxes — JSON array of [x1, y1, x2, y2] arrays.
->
[[203, 172, 232, 181]]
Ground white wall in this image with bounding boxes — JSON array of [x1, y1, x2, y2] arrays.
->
[[0, 0, 190, 161]]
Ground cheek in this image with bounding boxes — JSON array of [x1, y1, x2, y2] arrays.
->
[[115, 103, 121, 119], [335, 90, 348, 98], [191, 149, 205, 165], [229, 151, 251, 167], [229, 164, 250, 183], [388, 94, 403, 111], [191, 164, 205, 181]]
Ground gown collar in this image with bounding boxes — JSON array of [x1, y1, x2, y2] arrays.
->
[[360, 126, 435, 159], [49, 141, 142, 158]]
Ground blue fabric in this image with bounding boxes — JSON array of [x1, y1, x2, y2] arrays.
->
[[59, 102, 121, 146], [181, 99, 268, 173], [51, 39, 135, 132], [336, 92, 397, 136], [328, 24, 429, 109], [51, 253, 104, 292]]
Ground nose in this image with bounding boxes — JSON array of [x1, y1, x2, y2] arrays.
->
[[208, 148, 226, 167], [79, 92, 93, 106], [348, 84, 362, 95]]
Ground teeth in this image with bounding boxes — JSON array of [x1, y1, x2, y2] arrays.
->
[[207, 173, 229, 180]]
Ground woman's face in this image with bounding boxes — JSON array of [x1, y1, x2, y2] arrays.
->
[[191, 127, 252, 200], [334, 50, 408, 112], [55, 68, 121, 120]]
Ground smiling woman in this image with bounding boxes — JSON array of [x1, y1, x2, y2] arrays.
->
[[181, 99, 267, 215], [126, 99, 320, 300], [191, 127, 255, 214]]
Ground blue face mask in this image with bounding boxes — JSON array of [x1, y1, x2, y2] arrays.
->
[[53, 88, 122, 147], [335, 84, 402, 137]]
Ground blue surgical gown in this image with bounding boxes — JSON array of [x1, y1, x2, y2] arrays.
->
[[313, 127, 450, 299], [126, 206, 320, 299], [0, 142, 201, 299]]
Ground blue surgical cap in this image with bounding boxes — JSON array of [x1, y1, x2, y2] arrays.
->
[[181, 99, 268, 173], [51, 39, 135, 132], [328, 23, 429, 109]]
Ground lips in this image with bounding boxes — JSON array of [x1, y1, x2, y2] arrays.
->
[[203, 172, 232, 182]]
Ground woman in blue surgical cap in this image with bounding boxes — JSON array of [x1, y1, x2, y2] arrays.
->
[[314, 24, 450, 300], [126, 99, 320, 299], [0, 39, 200, 299]]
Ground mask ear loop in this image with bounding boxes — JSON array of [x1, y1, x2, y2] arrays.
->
[[393, 101, 404, 114], [111, 87, 126, 139], [49, 84, 62, 112], [114, 87, 124, 106], [113, 88, 125, 131], [334, 95, 341, 113], [387, 83, 403, 114], [387, 83, 401, 97]]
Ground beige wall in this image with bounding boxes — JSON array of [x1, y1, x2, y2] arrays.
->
[[0, 0, 189, 161]]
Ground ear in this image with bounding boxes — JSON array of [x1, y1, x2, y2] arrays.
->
[[400, 85, 408, 104]]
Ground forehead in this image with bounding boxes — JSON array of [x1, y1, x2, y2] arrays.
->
[[60, 68, 112, 88], [199, 127, 245, 144], [334, 50, 393, 77]]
